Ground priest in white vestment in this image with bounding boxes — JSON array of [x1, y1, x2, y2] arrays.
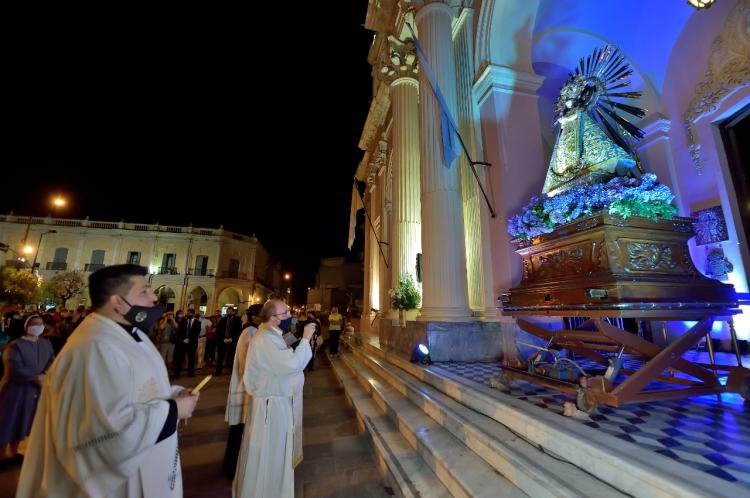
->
[[233, 299, 314, 498], [16, 264, 200, 498], [223, 303, 262, 479]]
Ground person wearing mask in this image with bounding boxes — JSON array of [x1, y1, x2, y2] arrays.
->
[[223, 304, 262, 479], [0, 315, 54, 463], [233, 300, 314, 498], [327, 306, 343, 357], [173, 309, 201, 378], [16, 264, 200, 498], [215, 307, 242, 375]]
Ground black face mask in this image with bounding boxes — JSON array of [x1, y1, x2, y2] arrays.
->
[[120, 297, 164, 332]]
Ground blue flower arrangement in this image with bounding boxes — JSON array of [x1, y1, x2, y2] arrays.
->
[[507, 174, 678, 240]]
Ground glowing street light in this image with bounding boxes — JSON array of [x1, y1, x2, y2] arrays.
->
[[22, 245, 33, 255], [284, 272, 291, 280], [52, 196, 66, 208]]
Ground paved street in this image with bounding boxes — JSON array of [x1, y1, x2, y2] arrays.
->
[[1, 353, 390, 498]]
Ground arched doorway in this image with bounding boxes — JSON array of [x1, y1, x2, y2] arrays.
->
[[155, 285, 177, 311], [187, 286, 209, 314], [216, 287, 242, 315]]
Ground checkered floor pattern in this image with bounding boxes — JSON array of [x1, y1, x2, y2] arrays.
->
[[433, 351, 750, 488]]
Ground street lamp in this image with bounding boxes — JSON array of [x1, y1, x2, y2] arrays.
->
[[50, 195, 67, 218], [31, 230, 57, 272]]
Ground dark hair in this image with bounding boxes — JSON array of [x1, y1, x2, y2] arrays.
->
[[89, 264, 148, 309], [245, 304, 263, 320]]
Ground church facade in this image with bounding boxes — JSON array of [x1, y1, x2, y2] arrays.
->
[[357, 0, 750, 341]]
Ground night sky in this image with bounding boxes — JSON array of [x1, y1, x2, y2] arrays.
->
[[3, 4, 372, 299]]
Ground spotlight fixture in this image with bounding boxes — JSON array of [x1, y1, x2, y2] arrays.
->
[[687, 0, 716, 9], [411, 343, 432, 365]]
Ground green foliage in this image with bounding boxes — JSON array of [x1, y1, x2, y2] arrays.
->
[[389, 273, 421, 310], [608, 198, 678, 221], [42, 271, 87, 307], [0, 267, 40, 305]]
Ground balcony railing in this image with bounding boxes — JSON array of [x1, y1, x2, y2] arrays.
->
[[218, 270, 248, 280], [46, 262, 68, 271], [85, 263, 106, 272], [158, 266, 179, 275], [187, 267, 215, 277]]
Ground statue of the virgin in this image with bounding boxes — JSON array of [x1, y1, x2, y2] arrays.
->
[[542, 46, 646, 196]]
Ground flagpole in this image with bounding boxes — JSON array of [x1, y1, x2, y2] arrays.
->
[[406, 22, 497, 219], [353, 178, 390, 269], [452, 130, 497, 218]]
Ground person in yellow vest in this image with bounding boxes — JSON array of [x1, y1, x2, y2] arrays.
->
[[328, 307, 343, 357]]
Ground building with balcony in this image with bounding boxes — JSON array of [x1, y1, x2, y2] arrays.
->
[[0, 214, 281, 313]]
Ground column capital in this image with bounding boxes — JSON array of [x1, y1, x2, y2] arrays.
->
[[636, 113, 672, 151], [403, 0, 465, 20], [378, 36, 419, 86], [473, 64, 545, 107]]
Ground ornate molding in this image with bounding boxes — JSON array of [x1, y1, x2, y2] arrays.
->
[[367, 140, 390, 186], [473, 64, 545, 107], [683, 1, 750, 173], [358, 83, 391, 153], [379, 36, 419, 85], [626, 242, 678, 271]]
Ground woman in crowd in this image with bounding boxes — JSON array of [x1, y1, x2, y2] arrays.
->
[[0, 315, 54, 463]]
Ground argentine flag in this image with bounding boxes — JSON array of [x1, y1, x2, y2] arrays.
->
[[407, 22, 462, 168]]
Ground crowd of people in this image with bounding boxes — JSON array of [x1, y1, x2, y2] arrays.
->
[[0, 264, 357, 497]]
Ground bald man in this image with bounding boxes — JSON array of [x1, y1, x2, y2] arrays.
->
[[233, 300, 315, 498]]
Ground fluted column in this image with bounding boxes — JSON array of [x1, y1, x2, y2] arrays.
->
[[381, 36, 422, 289], [361, 183, 374, 332], [415, 2, 472, 321], [453, 7, 496, 319], [367, 183, 381, 315], [379, 152, 393, 317]]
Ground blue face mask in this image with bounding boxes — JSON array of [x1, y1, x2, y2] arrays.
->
[[279, 317, 293, 331]]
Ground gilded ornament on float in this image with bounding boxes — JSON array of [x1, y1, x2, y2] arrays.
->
[[498, 46, 747, 412], [543, 46, 646, 196]]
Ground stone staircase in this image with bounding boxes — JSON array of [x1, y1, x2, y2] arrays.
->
[[328, 335, 741, 498]]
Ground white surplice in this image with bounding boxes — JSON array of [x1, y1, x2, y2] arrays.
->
[[225, 325, 258, 425], [233, 323, 311, 498], [16, 313, 184, 498]]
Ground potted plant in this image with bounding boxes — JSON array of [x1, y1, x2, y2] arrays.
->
[[389, 273, 421, 327]]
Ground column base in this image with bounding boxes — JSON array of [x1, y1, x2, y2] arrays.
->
[[418, 306, 474, 322], [379, 319, 514, 362]]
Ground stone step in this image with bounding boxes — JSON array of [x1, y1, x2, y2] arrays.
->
[[348, 345, 625, 498], [339, 351, 528, 498], [355, 340, 740, 498], [328, 352, 451, 498]]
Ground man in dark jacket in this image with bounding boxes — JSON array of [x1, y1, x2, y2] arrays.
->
[[173, 309, 202, 377], [215, 306, 242, 375]]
